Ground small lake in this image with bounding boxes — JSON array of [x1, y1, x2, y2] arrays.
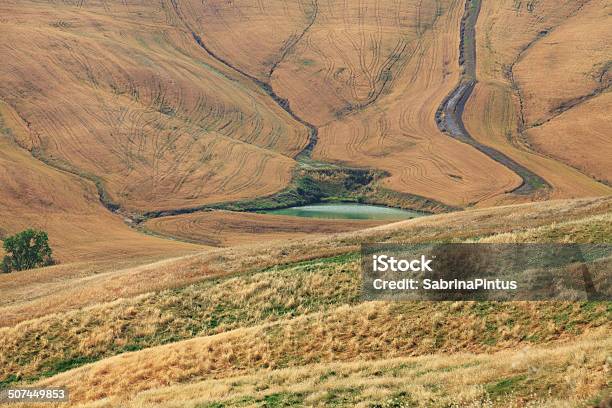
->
[[262, 203, 425, 221]]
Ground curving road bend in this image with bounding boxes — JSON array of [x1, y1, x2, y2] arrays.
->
[[435, 0, 549, 195]]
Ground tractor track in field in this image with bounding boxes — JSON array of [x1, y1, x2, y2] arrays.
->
[[153, 0, 455, 221], [0, 99, 124, 216], [435, 0, 549, 195], [170, 0, 320, 160]]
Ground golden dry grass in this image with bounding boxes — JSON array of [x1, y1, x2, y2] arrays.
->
[[31, 300, 610, 405], [142, 210, 385, 246], [480, 212, 612, 244], [1, 196, 609, 328], [2, 209, 610, 387], [0, 256, 363, 384], [1, 196, 610, 407], [66, 329, 612, 408]]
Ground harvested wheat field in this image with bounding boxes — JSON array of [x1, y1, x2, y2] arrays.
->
[[463, 0, 612, 205], [143, 210, 385, 247], [0, 0, 307, 213], [178, 0, 522, 207], [279, 0, 524, 207], [0, 102, 202, 264], [0, 0, 609, 222]]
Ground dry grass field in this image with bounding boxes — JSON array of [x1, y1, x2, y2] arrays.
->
[[70, 331, 611, 408], [0, 197, 610, 407], [30, 302, 611, 405], [1, 196, 609, 328], [1, 1, 611, 407]]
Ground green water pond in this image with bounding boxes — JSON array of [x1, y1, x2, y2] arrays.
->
[[262, 203, 425, 221]]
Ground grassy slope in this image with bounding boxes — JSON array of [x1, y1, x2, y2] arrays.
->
[[1, 197, 610, 407], [76, 330, 612, 408], [1, 197, 610, 328], [8, 252, 608, 387]]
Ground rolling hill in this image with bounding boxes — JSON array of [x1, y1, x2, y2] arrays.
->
[[1, 196, 611, 407], [0, 0, 610, 407]]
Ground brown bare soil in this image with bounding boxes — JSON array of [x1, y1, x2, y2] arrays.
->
[[169, 0, 316, 82], [1, 0, 608, 227], [463, 83, 610, 204], [143, 210, 385, 247]]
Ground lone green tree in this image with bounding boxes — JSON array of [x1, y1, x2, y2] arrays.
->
[[2, 229, 54, 273]]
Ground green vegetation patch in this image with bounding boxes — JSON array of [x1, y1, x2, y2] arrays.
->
[[210, 168, 380, 212], [262, 392, 306, 407], [143, 166, 446, 218], [485, 374, 528, 399]]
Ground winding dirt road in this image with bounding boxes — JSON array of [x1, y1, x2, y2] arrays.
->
[[436, 0, 548, 195]]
